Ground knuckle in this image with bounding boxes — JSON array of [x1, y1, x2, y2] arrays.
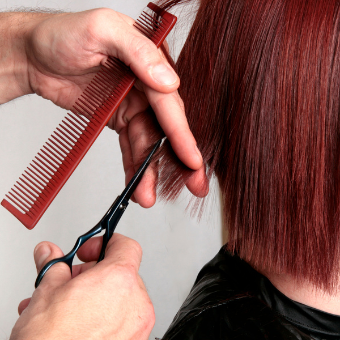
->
[[111, 263, 138, 286], [128, 112, 149, 145], [87, 8, 113, 23], [176, 93, 185, 111], [152, 92, 177, 110], [144, 299, 156, 323], [128, 239, 143, 258], [137, 298, 156, 332], [84, 8, 115, 38], [33, 283, 55, 303], [128, 113, 144, 136], [130, 36, 159, 64]]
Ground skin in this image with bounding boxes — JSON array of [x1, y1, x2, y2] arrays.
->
[[262, 270, 340, 315], [11, 235, 155, 340], [0, 8, 209, 339], [3, 6, 340, 338], [0, 9, 208, 207]]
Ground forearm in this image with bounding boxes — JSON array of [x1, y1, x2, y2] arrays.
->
[[0, 12, 49, 104]]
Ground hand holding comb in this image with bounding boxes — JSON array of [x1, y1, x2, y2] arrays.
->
[[1, 3, 177, 229]]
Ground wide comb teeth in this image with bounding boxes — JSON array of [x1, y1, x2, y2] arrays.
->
[[1, 3, 177, 229]]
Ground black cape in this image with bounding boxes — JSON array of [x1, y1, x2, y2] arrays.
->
[[162, 247, 340, 340]]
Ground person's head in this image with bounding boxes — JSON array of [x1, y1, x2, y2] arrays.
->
[[155, 0, 340, 291]]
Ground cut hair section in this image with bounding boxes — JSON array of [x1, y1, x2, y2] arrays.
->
[[155, 0, 340, 291]]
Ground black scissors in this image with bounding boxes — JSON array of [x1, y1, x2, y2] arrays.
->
[[35, 139, 161, 288]]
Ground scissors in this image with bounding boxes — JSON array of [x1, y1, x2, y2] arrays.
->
[[35, 139, 161, 288]]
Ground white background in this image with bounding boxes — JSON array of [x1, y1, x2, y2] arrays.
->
[[0, 0, 222, 339]]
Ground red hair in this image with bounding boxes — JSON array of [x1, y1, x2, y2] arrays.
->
[[154, 0, 340, 291]]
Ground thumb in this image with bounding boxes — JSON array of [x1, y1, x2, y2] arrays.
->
[[34, 242, 71, 289], [103, 13, 179, 92]]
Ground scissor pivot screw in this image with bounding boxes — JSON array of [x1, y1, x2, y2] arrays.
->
[[119, 204, 126, 210]]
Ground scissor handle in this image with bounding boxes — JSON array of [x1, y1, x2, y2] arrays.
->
[[35, 223, 103, 288]]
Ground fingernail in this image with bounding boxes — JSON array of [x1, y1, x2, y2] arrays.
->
[[34, 244, 51, 270], [151, 64, 177, 86]]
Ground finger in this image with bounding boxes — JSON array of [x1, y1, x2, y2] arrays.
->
[[34, 242, 71, 289], [18, 298, 31, 315], [104, 233, 143, 272], [78, 234, 143, 275], [107, 16, 179, 93], [119, 127, 134, 176], [145, 86, 203, 170], [92, 10, 179, 94], [77, 237, 103, 262], [71, 261, 96, 278], [132, 162, 158, 208], [107, 87, 149, 132], [185, 165, 209, 197], [127, 112, 162, 207], [118, 128, 138, 203]]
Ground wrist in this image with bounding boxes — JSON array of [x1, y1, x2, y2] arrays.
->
[[0, 12, 50, 104]]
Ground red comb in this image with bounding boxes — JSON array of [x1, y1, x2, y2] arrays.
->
[[1, 3, 177, 229]]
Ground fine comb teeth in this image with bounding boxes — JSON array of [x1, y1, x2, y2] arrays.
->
[[1, 2, 177, 229]]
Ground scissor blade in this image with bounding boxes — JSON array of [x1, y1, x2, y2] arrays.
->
[[121, 139, 162, 202]]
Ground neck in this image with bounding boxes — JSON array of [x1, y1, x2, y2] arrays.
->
[[263, 271, 340, 315]]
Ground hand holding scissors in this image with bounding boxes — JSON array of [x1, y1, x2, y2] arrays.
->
[[35, 140, 161, 288]]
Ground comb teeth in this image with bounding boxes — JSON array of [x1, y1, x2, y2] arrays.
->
[[1, 2, 177, 229], [134, 3, 176, 47]]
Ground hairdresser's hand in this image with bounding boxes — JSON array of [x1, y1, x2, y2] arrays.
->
[[1, 9, 205, 206], [10, 234, 154, 340], [0, 9, 202, 206]]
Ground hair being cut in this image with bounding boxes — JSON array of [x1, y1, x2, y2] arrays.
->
[[154, 0, 340, 291]]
